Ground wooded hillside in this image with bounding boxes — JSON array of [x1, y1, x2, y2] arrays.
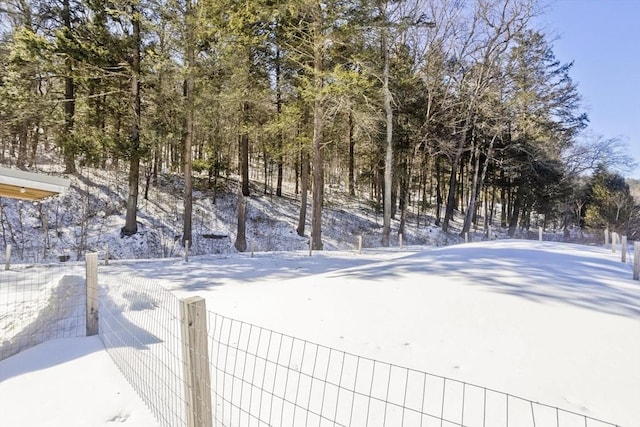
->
[[1, 0, 637, 247]]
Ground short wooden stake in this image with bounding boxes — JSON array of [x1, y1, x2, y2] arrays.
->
[[464, 232, 468, 244], [250, 242, 254, 258], [399, 233, 403, 248], [180, 296, 213, 427], [539, 227, 543, 242], [634, 242, 640, 281], [4, 244, 10, 271], [487, 225, 492, 240], [621, 236, 627, 263], [184, 240, 190, 262], [612, 233, 617, 254], [104, 243, 109, 266], [85, 253, 99, 336], [604, 228, 609, 247], [358, 235, 363, 255]]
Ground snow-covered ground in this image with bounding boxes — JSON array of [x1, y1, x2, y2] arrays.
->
[[0, 336, 160, 426], [1, 240, 638, 426]]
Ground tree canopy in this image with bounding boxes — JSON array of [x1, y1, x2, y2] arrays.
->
[[1, 0, 635, 247]]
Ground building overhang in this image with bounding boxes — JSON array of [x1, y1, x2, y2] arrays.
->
[[0, 166, 70, 201]]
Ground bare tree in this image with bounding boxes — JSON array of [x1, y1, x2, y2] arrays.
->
[[122, 3, 142, 237]]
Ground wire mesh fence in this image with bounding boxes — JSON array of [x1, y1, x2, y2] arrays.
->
[[0, 263, 86, 361], [99, 273, 187, 427], [1, 249, 626, 427], [206, 312, 619, 427], [96, 270, 620, 427]]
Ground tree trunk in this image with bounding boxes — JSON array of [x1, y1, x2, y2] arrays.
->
[[234, 189, 247, 252], [508, 183, 524, 237], [348, 112, 356, 197], [62, 0, 76, 174], [182, 0, 195, 246], [297, 152, 309, 236], [310, 6, 324, 251], [382, 31, 393, 247], [442, 113, 472, 232], [435, 156, 443, 226], [275, 47, 284, 197], [500, 169, 507, 228], [462, 133, 497, 235], [122, 7, 141, 237], [241, 102, 250, 197]]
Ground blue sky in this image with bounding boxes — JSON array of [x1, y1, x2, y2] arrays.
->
[[538, 0, 640, 178]]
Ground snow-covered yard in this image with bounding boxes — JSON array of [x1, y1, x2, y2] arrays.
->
[[0, 240, 638, 426]]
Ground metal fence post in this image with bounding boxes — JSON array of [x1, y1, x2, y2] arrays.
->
[[634, 242, 639, 281], [85, 252, 99, 336], [180, 296, 212, 427], [4, 244, 10, 271]]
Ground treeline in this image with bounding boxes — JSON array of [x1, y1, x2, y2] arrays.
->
[[0, 0, 637, 247]]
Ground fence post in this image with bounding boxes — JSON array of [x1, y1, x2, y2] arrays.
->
[[612, 233, 617, 254], [621, 236, 627, 263], [4, 244, 10, 271], [358, 235, 363, 255], [104, 244, 109, 266], [539, 227, 543, 242], [184, 240, 190, 262], [604, 228, 609, 247], [634, 242, 640, 281], [487, 225, 492, 240], [180, 296, 213, 427], [399, 233, 403, 248], [85, 252, 99, 336], [464, 232, 468, 244]]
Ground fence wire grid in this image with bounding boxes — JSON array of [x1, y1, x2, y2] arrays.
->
[[207, 312, 619, 427], [96, 273, 621, 427], [99, 273, 187, 427], [0, 263, 86, 361]]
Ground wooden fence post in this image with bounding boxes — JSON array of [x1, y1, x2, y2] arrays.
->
[[634, 242, 639, 281], [539, 227, 543, 242], [399, 233, 403, 248], [604, 228, 609, 248], [358, 235, 363, 255], [4, 244, 10, 271], [85, 252, 99, 336], [612, 233, 617, 254], [464, 232, 468, 244], [184, 240, 190, 262], [487, 225, 492, 240], [180, 296, 213, 427], [621, 236, 627, 263], [104, 244, 109, 266]]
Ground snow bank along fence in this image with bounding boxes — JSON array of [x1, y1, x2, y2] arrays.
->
[[0, 256, 93, 361], [602, 229, 639, 280], [459, 229, 639, 281], [99, 274, 621, 427]]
